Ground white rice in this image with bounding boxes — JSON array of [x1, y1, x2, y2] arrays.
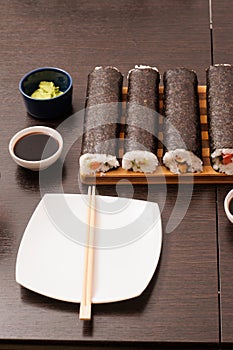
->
[[163, 149, 203, 174], [122, 150, 158, 173], [94, 66, 120, 73], [127, 65, 159, 79], [211, 148, 233, 175], [79, 153, 119, 175]]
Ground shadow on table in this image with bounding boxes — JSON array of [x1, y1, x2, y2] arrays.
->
[[0, 214, 13, 259], [15, 159, 67, 192], [20, 286, 76, 312]]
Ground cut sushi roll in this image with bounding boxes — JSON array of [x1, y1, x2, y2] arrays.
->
[[162, 68, 203, 174], [210, 149, 233, 175], [122, 65, 160, 173], [79, 153, 119, 175], [122, 150, 158, 173], [206, 64, 233, 175], [79, 66, 123, 175], [163, 149, 203, 174]]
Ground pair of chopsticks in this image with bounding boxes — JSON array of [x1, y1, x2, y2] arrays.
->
[[79, 186, 96, 320]]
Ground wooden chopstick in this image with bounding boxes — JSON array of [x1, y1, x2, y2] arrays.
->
[[79, 186, 96, 320]]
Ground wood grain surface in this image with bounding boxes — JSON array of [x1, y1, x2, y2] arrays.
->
[[211, 1, 233, 347], [0, 0, 222, 349], [212, 0, 233, 65], [217, 185, 233, 348]]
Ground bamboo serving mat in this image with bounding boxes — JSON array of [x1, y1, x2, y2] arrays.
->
[[80, 86, 233, 185]]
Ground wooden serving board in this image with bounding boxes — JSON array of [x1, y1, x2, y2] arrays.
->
[[80, 86, 233, 185]]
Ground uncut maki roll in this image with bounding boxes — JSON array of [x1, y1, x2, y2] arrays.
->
[[79, 66, 123, 175], [206, 64, 233, 175], [162, 68, 203, 174], [122, 65, 160, 173]]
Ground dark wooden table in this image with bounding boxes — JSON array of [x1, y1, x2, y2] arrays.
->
[[0, 0, 231, 349], [212, 1, 233, 348]]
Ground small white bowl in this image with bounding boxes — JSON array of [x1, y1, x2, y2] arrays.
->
[[224, 189, 233, 223], [9, 126, 63, 171]]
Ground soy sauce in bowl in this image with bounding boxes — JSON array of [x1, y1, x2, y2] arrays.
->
[[14, 133, 59, 161], [9, 126, 63, 171], [229, 198, 233, 216]]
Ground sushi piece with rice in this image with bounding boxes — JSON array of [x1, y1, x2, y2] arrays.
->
[[122, 65, 160, 173], [162, 68, 203, 174], [79, 66, 123, 175], [206, 64, 233, 175]]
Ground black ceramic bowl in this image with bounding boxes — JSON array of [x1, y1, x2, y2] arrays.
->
[[19, 67, 73, 119]]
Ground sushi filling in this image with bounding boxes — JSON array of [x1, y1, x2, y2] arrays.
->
[[79, 153, 119, 175], [211, 149, 233, 175], [122, 150, 158, 173], [163, 149, 203, 174]]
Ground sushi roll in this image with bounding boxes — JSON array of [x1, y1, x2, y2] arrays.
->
[[162, 68, 203, 174], [79, 66, 123, 175], [122, 65, 160, 173], [206, 64, 233, 175]]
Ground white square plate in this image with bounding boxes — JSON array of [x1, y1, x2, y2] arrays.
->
[[16, 194, 162, 303]]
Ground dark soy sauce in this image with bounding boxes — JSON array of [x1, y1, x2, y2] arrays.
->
[[14, 132, 59, 161], [229, 198, 233, 216]]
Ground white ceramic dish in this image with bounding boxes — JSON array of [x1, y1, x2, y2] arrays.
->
[[9, 126, 63, 171], [15, 194, 162, 303], [224, 189, 233, 223]]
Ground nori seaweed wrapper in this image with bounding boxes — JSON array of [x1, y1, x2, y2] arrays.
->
[[124, 66, 160, 153], [206, 64, 233, 152], [163, 68, 202, 158], [81, 66, 123, 155]]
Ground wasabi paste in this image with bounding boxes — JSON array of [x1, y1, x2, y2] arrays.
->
[[31, 81, 63, 99]]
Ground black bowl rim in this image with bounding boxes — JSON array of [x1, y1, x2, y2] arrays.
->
[[19, 67, 73, 101]]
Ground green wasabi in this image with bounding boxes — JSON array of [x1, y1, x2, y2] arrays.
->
[[31, 81, 63, 99]]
